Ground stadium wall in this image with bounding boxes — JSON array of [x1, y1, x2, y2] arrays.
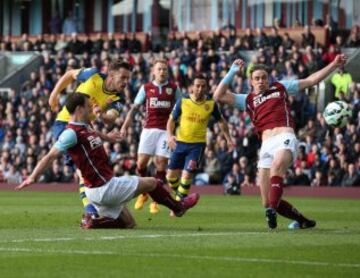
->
[[1, 183, 359, 199]]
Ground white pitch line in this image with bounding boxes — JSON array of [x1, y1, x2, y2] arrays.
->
[[0, 247, 359, 269], [0, 231, 267, 244]]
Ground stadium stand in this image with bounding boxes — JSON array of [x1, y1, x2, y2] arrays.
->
[[0, 24, 359, 189]]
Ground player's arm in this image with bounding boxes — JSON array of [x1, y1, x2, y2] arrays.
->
[[48, 69, 80, 111], [120, 103, 141, 138], [93, 104, 121, 125], [15, 129, 77, 190], [15, 146, 62, 190], [213, 59, 245, 106], [95, 129, 122, 143], [298, 54, 347, 91], [120, 85, 145, 138], [167, 98, 182, 151], [167, 115, 177, 151]]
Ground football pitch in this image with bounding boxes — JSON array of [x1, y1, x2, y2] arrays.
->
[[0, 191, 359, 278]]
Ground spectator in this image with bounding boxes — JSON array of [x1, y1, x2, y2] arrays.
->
[[331, 67, 353, 100], [204, 150, 222, 184], [62, 11, 77, 34], [301, 26, 316, 48], [292, 167, 311, 186], [341, 164, 360, 187]]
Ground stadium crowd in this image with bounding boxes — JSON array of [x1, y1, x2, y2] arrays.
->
[[0, 24, 359, 190]]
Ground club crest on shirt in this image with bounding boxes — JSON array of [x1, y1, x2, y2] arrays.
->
[[204, 104, 210, 111], [166, 88, 173, 95]]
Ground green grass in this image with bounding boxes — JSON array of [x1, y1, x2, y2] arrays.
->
[[0, 191, 359, 278]]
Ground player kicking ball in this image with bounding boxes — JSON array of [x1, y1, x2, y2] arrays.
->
[[214, 55, 347, 230], [16, 93, 199, 229]]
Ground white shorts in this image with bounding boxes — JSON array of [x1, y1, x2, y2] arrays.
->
[[138, 128, 170, 158], [257, 133, 298, 169], [85, 176, 139, 219]]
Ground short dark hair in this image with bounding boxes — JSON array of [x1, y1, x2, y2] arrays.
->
[[108, 59, 132, 72], [249, 64, 269, 78], [192, 73, 208, 84], [65, 93, 89, 114]]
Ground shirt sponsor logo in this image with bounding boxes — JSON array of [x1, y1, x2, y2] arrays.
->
[[87, 135, 102, 149], [253, 92, 280, 107], [149, 97, 171, 108], [185, 113, 206, 124]]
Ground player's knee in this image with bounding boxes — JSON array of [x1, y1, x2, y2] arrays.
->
[[138, 177, 157, 193]]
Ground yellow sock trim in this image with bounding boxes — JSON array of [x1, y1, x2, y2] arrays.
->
[[180, 177, 192, 186], [167, 176, 180, 189], [178, 185, 190, 195]]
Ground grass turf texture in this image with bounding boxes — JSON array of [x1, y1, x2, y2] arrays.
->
[[0, 191, 359, 278]]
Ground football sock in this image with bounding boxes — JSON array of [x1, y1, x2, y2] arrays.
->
[[277, 199, 309, 224], [155, 170, 167, 183], [148, 180, 182, 213], [136, 168, 149, 200], [269, 176, 284, 209], [167, 176, 180, 191], [79, 183, 98, 216], [136, 167, 147, 177], [176, 177, 192, 201]]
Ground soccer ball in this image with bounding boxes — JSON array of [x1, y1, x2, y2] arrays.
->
[[323, 101, 352, 128]]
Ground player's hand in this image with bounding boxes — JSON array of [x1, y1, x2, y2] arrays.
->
[[333, 54, 347, 68], [119, 127, 127, 140], [168, 135, 177, 151], [15, 177, 35, 191], [49, 96, 59, 112], [106, 130, 122, 143], [230, 59, 245, 73]]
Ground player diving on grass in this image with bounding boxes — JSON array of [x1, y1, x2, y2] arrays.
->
[[166, 74, 233, 208], [16, 93, 200, 229], [120, 59, 182, 214], [213, 55, 347, 230], [48, 59, 131, 219]]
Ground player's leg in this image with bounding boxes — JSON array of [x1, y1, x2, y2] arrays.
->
[[166, 169, 182, 192], [176, 170, 193, 201], [135, 177, 199, 217], [147, 155, 169, 214], [134, 128, 156, 210], [175, 143, 205, 201], [270, 149, 316, 229], [77, 169, 99, 217], [81, 207, 136, 229], [134, 153, 151, 210], [258, 167, 278, 229], [167, 143, 186, 193]]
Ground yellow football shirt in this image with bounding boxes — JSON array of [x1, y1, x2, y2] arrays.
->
[[171, 94, 222, 143], [56, 68, 123, 122]]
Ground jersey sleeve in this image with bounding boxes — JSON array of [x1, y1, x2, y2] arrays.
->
[[107, 99, 123, 116], [211, 103, 222, 122], [134, 85, 146, 105], [54, 129, 77, 152], [171, 98, 182, 122], [232, 93, 247, 110], [76, 68, 99, 82], [279, 80, 300, 96], [175, 87, 182, 101]]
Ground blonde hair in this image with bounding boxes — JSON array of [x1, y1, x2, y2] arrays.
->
[[153, 59, 168, 67]]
